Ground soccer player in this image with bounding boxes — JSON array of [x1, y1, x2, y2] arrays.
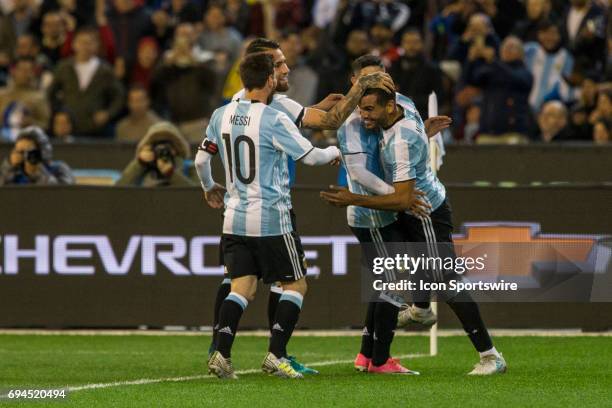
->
[[195, 53, 340, 379], [208, 38, 395, 374], [321, 87, 508, 375], [337, 55, 452, 373]]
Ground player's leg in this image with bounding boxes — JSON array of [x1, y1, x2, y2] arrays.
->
[[208, 235, 259, 379], [209, 238, 231, 356], [421, 200, 506, 375], [395, 212, 437, 328], [366, 223, 419, 374], [258, 232, 308, 378], [349, 226, 378, 371], [267, 284, 283, 331], [209, 274, 231, 357]]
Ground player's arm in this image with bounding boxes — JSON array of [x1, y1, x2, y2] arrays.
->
[[301, 72, 395, 130], [273, 112, 340, 165], [320, 180, 425, 211], [194, 136, 225, 209], [343, 152, 393, 195]]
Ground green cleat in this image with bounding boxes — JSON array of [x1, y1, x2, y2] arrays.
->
[[287, 356, 319, 375]]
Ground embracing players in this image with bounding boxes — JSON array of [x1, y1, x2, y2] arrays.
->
[[322, 55, 507, 375]]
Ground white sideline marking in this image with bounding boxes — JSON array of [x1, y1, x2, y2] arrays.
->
[[1, 329, 610, 337], [66, 353, 427, 392]]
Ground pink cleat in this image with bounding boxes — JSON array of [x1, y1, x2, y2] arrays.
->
[[368, 358, 420, 375], [354, 353, 371, 372]]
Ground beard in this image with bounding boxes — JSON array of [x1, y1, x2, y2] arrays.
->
[[275, 79, 289, 92]]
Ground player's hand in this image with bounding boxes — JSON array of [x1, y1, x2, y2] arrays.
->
[[358, 72, 395, 94], [205, 183, 226, 209], [320, 185, 355, 207], [424, 116, 452, 138], [329, 157, 341, 166], [315, 93, 344, 111], [409, 190, 432, 218]]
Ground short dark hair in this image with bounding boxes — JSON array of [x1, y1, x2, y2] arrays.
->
[[74, 26, 99, 41], [239, 53, 274, 90], [536, 19, 559, 33], [351, 54, 384, 75], [362, 87, 395, 106], [245, 38, 280, 55]]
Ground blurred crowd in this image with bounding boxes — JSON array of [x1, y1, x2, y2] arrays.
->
[[0, 0, 610, 186]]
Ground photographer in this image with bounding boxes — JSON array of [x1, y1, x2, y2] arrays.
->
[[115, 121, 194, 187], [0, 126, 75, 185]]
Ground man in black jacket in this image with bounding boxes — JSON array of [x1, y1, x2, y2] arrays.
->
[[390, 29, 445, 118]]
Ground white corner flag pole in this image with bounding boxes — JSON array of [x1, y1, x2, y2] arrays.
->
[[427, 92, 444, 357]]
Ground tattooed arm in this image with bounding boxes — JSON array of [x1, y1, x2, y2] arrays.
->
[[301, 72, 396, 130]]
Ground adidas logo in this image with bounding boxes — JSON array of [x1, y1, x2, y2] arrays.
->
[[362, 327, 370, 336], [272, 323, 284, 332], [219, 326, 233, 336]]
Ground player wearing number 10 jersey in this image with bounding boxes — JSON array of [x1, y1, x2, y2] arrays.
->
[[195, 53, 340, 379]]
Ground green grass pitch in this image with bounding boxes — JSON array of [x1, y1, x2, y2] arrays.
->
[[1, 334, 610, 407]]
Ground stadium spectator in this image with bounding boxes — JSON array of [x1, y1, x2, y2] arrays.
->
[[60, 3, 117, 65], [0, 57, 51, 139], [129, 37, 159, 91], [513, 0, 554, 43], [370, 21, 400, 68], [561, 0, 608, 74], [50, 109, 75, 142], [524, 20, 574, 110], [390, 29, 445, 118], [448, 13, 500, 65], [47, 27, 124, 137], [466, 36, 533, 144], [589, 89, 612, 125], [280, 31, 318, 107], [593, 118, 610, 144], [225, 0, 250, 35], [107, 0, 153, 71], [535, 100, 572, 142], [116, 86, 160, 142], [150, 0, 203, 49], [0, 126, 74, 185], [115, 121, 194, 187], [196, 4, 243, 69], [315, 29, 370, 100], [150, 23, 217, 142], [39, 11, 67, 68], [0, 0, 37, 59], [566, 104, 592, 141], [331, 0, 410, 44]]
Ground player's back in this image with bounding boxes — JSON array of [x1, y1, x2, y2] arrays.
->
[[207, 99, 309, 237]]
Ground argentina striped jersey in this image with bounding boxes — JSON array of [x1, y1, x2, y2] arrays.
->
[[337, 92, 422, 228], [379, 104, 446, 213], [204, 99, 313, 237]]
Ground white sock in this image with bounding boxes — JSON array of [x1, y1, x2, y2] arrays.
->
[[479, 347, 500, 359]]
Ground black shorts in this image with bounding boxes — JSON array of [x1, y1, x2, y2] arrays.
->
[[221, 211, 306, 284], [397, 198, 464, 300], [351, 220, 407, 306], [219, 209, 299, 268]]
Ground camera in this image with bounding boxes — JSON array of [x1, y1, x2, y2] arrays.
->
[[153, 142, 175, 162], [24, 149, 42, 165]]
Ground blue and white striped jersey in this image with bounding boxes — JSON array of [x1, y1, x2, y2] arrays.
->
[[233, 89, 305, 126], [379, 105, 446, 213], [205, 99, 314, 237], [233, 89, 306, 186], [337, 92, 420, 228], [524, 42, 574, 110]]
